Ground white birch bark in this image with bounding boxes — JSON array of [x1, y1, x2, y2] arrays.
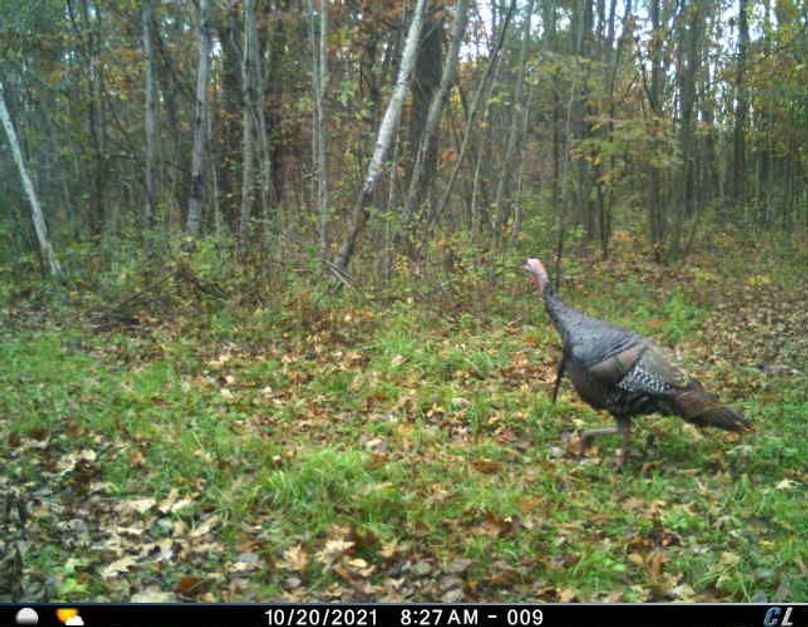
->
[[333, 0, 428, 274], [0, 85, 62, 277]]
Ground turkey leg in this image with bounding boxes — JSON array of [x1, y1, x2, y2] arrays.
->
[[579, 417, 632, 470], [615, 418, 631, 470], [579, 427, 619, 451], [551, 355, 567, 404]]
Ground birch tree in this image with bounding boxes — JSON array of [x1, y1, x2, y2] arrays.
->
[[332, 0, 428, 276], [186, 0, 212, 237], [0, 84, 62, 277]]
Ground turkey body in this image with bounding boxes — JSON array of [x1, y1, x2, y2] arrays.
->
[[525, 258, 751, 467]]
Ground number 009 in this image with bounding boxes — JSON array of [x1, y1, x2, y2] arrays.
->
[[506, 609, 543, 626]]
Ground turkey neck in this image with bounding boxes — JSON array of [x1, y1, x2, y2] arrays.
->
[[540, 284, 580, 337]]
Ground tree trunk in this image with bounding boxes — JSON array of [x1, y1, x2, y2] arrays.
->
[[699, 39, 720, 205], [153, 20, 185, 227], [332, 0, 428, 276], [545, 0, 560, 206], [217, 3, 244, 233], [247, 1, 272, 242], [0, 85, 62, 278], [647, 0, 666, 259], [510, 81, 535, 244], [671, 0, 703, 257], [403, 0, 471, 237], [307, 0, 330, 259], [493, 0, 535, 242], [432, 0, 516, 229], [142, 0, 158, 228], [571, 0, 597, 239], [408, 15, 444, 178], [239, 0, 256, 248], [67, 0, 107, 237], [316, 0, 329, 258], [186, 0, 213, 237], [265, 18, 286, 210], [732, 0, 749, 203], [596, 0, 626, 258], [83, 0, 106, 237]]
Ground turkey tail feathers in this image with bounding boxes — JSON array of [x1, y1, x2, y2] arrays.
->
[[674, 381, 753, 432], [685, 404, 753, 432]]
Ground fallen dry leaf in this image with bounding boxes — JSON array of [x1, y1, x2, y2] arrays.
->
[[316, 539, 355, 566], [158, 488, 180, 513], [130, 588, 176, 603], [101, 555, 137, 579], [175, 576, 210, 595], [120, 497, 156, 515], [278, 544, 310, 572], [189, 514, 221, 538]]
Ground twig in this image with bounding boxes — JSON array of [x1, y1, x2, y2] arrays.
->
[[325, 259, 357, 292], [108, 269, 175, 315]]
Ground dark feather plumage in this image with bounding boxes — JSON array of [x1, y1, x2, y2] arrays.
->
[[524, 258, 751, 468]]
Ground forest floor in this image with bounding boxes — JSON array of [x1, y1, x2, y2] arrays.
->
[[2, 234, 808, 602]]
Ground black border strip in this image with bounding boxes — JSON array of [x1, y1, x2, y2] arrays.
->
[[1, 603, 806, 627]]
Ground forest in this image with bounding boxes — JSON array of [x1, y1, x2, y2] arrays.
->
[[1, 0, 807, 604]]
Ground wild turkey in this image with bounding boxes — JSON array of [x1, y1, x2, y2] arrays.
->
[[524, 257, 751, 468]]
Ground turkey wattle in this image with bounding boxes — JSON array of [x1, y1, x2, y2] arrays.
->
[[524, 257, 751, 468]]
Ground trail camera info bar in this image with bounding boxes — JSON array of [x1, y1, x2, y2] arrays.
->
[[3, 603, 806, 627]]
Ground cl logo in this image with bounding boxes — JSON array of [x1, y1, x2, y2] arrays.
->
[[764, 607, 794, 627]]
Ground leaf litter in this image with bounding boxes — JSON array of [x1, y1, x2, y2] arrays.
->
[[1, 247, 807, 601]]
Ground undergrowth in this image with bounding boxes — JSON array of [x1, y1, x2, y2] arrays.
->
[[1, 231, 807, 602]]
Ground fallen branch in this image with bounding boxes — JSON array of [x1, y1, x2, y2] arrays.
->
[[93, 261, 227, 328]]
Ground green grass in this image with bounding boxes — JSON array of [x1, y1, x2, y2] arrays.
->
[[1, 243, 807, 602]]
